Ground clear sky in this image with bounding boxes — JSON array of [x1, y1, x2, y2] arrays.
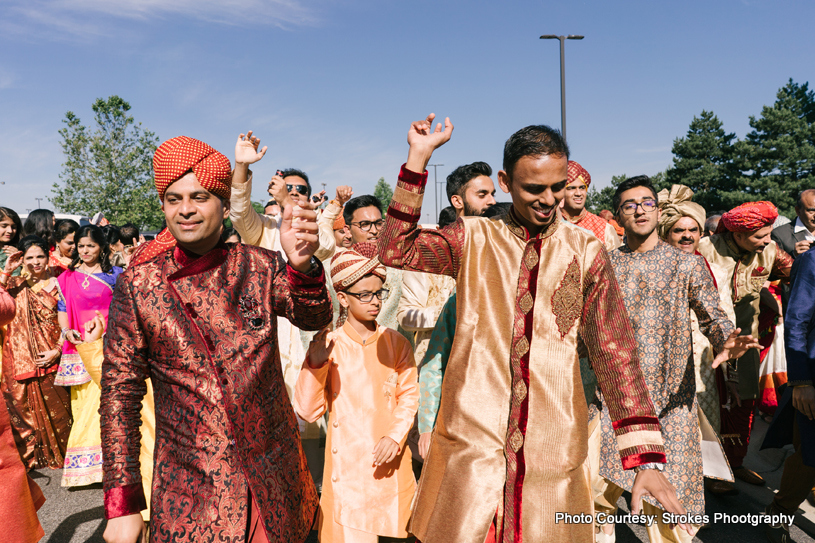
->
[[1, 0, 813, 223]]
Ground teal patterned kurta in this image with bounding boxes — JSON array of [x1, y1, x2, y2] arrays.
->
[[593, 241, 733, 516], [417, 293, 457, 434]]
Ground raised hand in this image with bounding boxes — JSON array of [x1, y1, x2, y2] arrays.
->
[[83, 311, 107, 343], [306, 328, 336, 367], [712, 328, 761, 368], [406, 113, 454, 173], [279, 203, 320, 273], [235, 131, 268, 166], [335, 186, 353, 206], [268, 173, 293, 208], [4, 250, 22, 273]]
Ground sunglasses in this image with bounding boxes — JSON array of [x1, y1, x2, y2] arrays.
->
[[287, 184, 309, 196]]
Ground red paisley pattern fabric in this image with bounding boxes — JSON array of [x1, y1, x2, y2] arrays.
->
[[101, 243, 331, 542]]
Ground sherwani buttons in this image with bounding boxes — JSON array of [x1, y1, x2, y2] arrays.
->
[[332, 448, 337, 454], [221, 378, 228, 385], [331, 476, 337, 482], [333, 421, 338, 428]]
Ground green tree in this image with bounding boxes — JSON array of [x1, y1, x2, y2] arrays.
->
[[52, 96, 162, 229], [373, 177, 393, 210], [736, 79, 815, 218], [666, 110, 739, 212]]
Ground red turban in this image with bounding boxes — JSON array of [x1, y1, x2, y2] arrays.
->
[[153, 136, 233, 200], [567, 160, 591, 187], [716, 201, 778, 234]]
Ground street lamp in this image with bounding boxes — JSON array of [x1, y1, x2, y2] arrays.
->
[[540, 34, 584, 142], [428, 164, 444, 223]]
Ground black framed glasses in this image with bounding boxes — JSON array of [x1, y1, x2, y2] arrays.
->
[[345, 288, 390, 303], [350, 219, 385, 232], [619, 199, 657, 215], [287, 184, 309, 196]]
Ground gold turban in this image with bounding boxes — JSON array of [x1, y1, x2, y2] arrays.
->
[[657, 184, 706, 239]]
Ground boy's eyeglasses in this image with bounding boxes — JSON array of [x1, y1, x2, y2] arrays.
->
[[619, 199, 657, 215], [287, 184, 309, 196], [350, 219, 385, 232], [344, 288, 390, 303]]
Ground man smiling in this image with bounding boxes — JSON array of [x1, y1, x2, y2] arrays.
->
[[100, 136, 332, 543], [379, 115, 688, 542]]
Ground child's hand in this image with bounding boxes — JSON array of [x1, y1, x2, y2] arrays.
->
[[372, 436, 400, 466], [83, 311, 106, 343], [306, 328, 335, 368]]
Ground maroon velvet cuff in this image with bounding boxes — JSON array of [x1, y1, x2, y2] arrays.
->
[[104, 483, 147, 519], [399, 163, 428, 188], [287, 261, 326, 291], [621, 451, 667, 470], [612, 416, 661, 431]]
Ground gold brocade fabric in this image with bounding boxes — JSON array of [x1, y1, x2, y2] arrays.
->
[[697, 234, 792, 399], [411, 217, 610, 543]]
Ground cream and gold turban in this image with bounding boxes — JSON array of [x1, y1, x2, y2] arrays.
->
[[657, 184, 706, 239], [330, 242, 387, 292]]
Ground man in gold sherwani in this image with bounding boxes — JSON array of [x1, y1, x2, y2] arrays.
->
[[378, 114, 690, 543]]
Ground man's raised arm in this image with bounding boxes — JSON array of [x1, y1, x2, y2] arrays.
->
[[378, 114, 463, 278]]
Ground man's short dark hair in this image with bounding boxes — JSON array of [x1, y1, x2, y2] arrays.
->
[[446, 162, 492, 203], [120, 223, 139, 244], [503, 125, 569, 179], [280, 168, 311, 197], [612, 175, 658, 212], [344, 195, 383, 225], [265, 200, 278, 208], [438, 206, 457, 229], [796, 188, 815, 209]]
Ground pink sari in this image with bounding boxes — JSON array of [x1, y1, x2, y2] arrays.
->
[[54, 269, 120, 386]]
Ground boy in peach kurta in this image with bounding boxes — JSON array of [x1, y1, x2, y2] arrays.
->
[[294, 243, 419, 543]]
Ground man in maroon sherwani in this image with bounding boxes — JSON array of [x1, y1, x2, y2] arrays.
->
[[100, 134, 332, 543]]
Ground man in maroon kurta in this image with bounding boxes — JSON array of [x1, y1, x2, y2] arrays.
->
[[100, 136, 332, 543]]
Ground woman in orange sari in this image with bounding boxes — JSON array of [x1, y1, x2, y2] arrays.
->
[[0, 235, 72, 469]]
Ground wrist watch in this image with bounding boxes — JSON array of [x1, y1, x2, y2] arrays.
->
[[634, 462, 665, 473]]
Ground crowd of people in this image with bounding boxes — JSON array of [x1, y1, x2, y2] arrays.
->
[[1, 115, 814, 543]]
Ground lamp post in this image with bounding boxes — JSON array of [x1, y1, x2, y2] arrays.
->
[[35, 197, 44, 208], [428, 164, 444, 223], [539, 34, 584, 142]]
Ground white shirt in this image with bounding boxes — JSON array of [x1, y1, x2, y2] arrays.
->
[[794, 217, 815, 241]]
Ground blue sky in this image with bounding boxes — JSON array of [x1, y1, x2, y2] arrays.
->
[[1, 0, 813, 223]]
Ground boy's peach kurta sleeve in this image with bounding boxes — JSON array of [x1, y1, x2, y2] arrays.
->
[[385, 339, 419, 449], [293, 358, 332, 424]]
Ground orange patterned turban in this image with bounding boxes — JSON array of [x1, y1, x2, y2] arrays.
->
[[716, 201, 778, 234], [153, 136, 233, 200], [330, 242, 387, 292], [567, 160, 591, 187], [333, 213, 346, 231]]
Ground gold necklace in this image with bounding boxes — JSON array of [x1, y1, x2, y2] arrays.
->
[[79, 264, 101, 290]]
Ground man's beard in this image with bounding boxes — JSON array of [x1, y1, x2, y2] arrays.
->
[[463, 201, 485, 217]]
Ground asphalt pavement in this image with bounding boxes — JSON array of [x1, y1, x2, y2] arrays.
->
[[32, 417, 815, 542]]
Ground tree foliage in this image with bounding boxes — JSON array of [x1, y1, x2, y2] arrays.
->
[[666, 110, 739, 212], [373, 177, 393, 210], [667, 79, 815, 218], [52, 96, 162, 229]]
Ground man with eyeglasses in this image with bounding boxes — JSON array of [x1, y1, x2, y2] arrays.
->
[[342, 195, 409, 339], [592, 176, 755, 542], [379, 114, 692, 542], [697, 201, 794, 493], [228, 131, 353, 493]]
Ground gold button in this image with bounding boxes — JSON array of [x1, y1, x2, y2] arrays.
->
[[331, 476, 337, 482], [332, 448, 337, 454], [333, 422, 338, 428]]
